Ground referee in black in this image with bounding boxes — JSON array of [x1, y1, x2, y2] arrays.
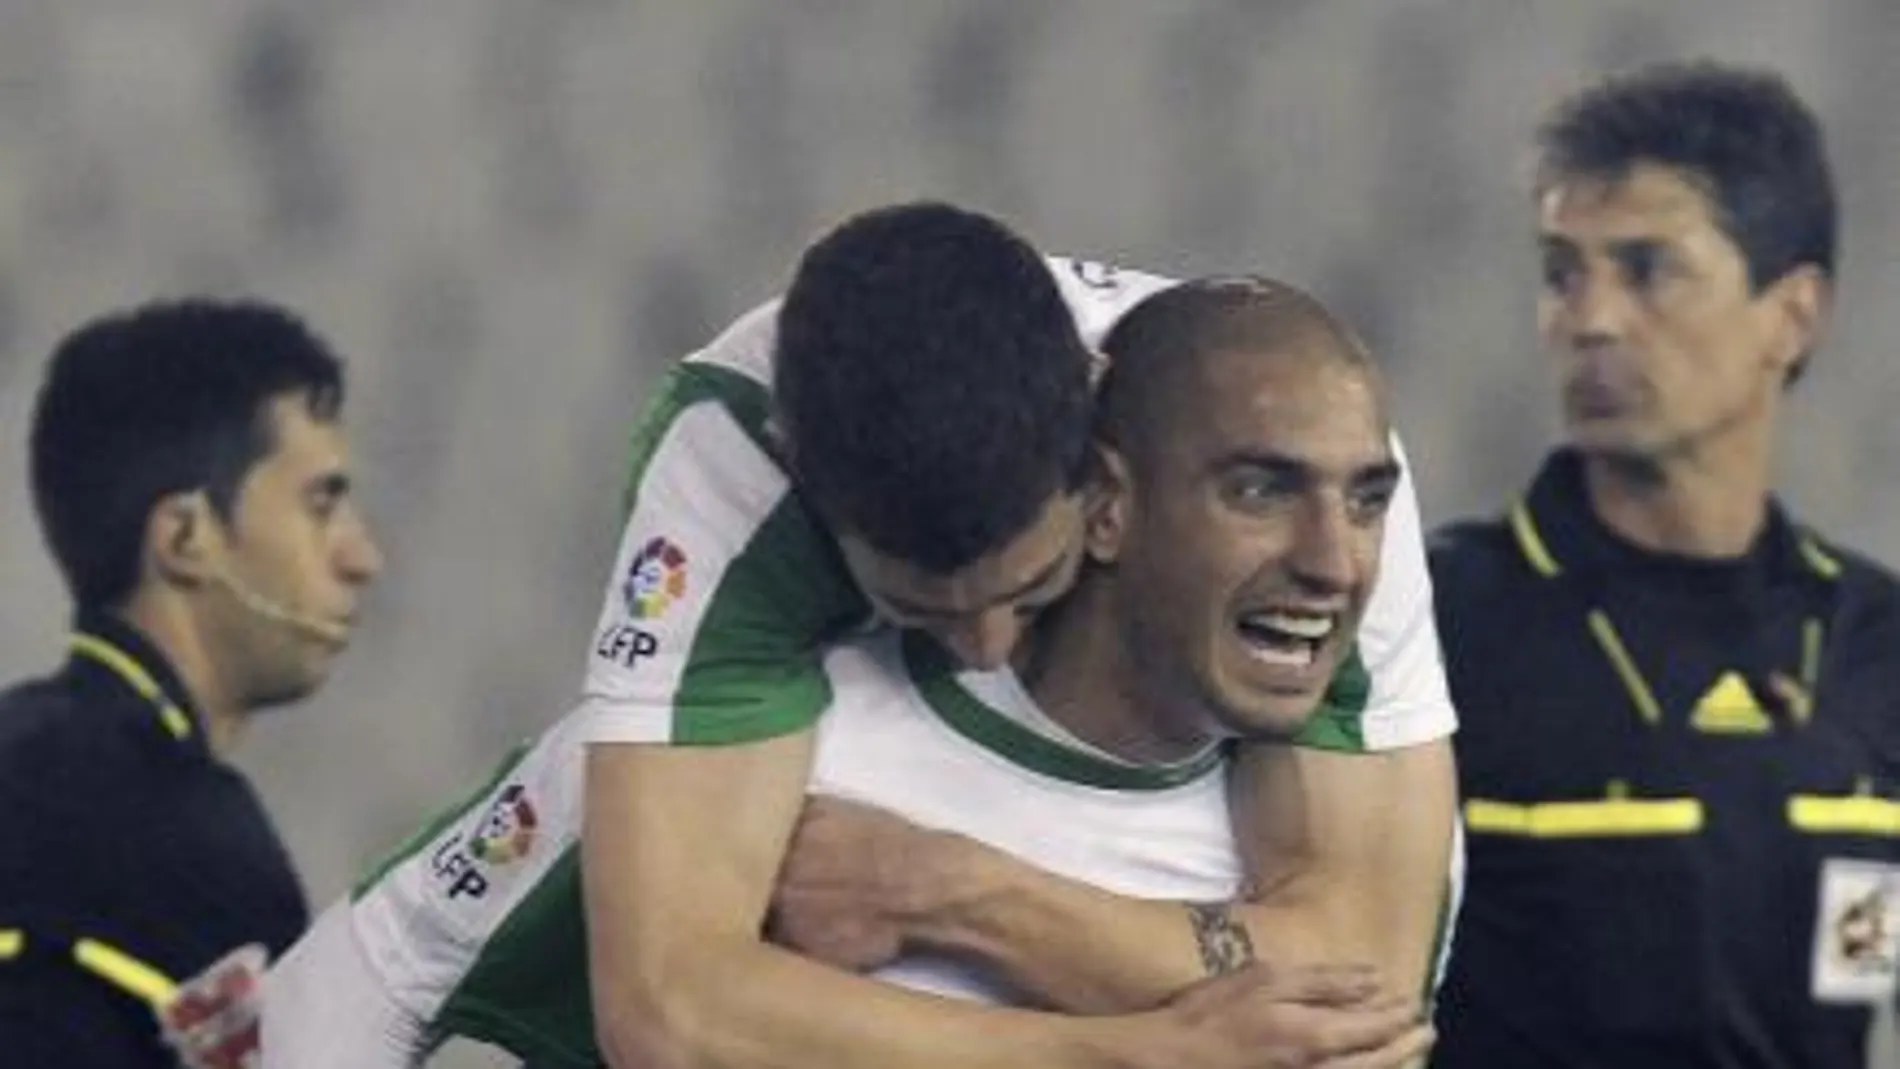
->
[[0, 301, 382, 1065], [1429, 61, 1900, 1069]]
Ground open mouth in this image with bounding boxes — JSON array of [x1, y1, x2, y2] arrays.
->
[[1235, 610, 1338, 669]]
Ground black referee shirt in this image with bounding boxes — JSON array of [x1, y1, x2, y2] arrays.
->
[[1430, 450, 1900, 1069], [0, 613, 308, 1067]]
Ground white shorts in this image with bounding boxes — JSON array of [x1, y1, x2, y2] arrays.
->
[[261, 899, 428, 1068]]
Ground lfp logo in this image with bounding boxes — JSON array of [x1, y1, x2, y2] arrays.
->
[[623, 537, 688, 620]]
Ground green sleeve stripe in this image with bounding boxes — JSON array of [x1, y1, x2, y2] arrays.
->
[[611, 357, 862, 745], [669, 496, 855, 745], [427, 846, 601, 1064], [1290, 645, 1370, 751]]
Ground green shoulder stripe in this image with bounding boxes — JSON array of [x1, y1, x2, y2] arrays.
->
[[622, 362, 776, 517]]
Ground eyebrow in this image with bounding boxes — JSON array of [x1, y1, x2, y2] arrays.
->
[[1539, 232, 1672, 255], [1354, 458, 1405, 488], [1216, 450, 1402, 487], [878, 545, 1075, 620]]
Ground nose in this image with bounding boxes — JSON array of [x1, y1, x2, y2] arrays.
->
[[934, 607, 1027, 671], [1552, 266, 1630, 352], [1286, 498, 1357, 595], [336, 515, 385, 587]]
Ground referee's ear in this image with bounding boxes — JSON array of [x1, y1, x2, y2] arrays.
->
[[1766, 262, 1831, 387], [1084, 443, 1131, 566], [146, 490, 217, 589]]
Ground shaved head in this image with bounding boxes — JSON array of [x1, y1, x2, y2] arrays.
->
[[1096, 276, 1379, 468]]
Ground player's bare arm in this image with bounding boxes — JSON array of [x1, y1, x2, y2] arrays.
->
[[583, 734, 1429, 1069], [774, 737, 1455, 1017]]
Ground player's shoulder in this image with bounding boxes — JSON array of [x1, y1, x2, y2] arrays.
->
[[627, 298, 787, 491], [681, 296, 781, 389], [819, 629, 907, 692], [1042, 254, 1180, 347]]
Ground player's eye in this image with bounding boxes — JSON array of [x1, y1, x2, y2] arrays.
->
[[1347, 483, 1396, 527], [1221, 471, 1295, 512]]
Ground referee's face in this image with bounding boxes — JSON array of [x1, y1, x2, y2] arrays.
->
[[1536, 163, 1815, 463], [208, 395, 384, 708], [1104, 342, 1397, 741]]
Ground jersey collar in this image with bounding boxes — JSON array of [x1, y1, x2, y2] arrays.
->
[[1511, 448, 1840, 591], [900, 631, 1227, 791], [65, 612, 206, 750]]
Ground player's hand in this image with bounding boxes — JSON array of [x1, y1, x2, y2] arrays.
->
[[1143, 962, 1432, 1069], [154, 943, 269, 1069], [768, 795, 945, 971]]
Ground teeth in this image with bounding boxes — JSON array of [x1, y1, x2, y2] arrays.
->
[[1243, 612, 1336, 640], [1248, 643, 1315, 668]]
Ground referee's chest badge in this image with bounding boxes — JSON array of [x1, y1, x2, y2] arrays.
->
[[1811, 858, 1900, 1003]]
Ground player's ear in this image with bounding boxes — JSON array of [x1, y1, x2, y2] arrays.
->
[[1084, 443, 1130, 565], [146, 490, 217, 588]]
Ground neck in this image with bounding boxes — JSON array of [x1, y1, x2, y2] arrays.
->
[[1015, 579, 1211, 765], [117, 594, 248, 757], [1580, 415, 1777, 559]]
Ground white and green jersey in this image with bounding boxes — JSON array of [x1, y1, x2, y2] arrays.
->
[[346, 632, 1243, 1063], [821, 633, 1244, 1000], [579, 255, 1456, 752]]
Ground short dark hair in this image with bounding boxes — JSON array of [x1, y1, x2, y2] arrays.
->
[[1536, 60, 1838, 291], [775, 201, 1094, 573], [29, 298, 346, 610], [1097, 275, 1369, 463]]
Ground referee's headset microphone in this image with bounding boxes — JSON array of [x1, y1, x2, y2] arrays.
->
[[177, 496, 353, 647]]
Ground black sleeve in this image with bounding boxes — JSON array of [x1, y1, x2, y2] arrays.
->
[[0, 963, 172, 1069]]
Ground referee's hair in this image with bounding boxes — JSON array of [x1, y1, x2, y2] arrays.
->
[[775, 201, 1094, 574], [28, 299, 345, 611], [1535, 60, 1835, 387], [1095, 275, 1374, 465]]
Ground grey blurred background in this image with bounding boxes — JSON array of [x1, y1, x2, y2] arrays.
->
[[0, 1, 1895, 1063]]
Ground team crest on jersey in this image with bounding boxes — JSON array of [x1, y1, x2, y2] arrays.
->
[[468, 784, 539, 866], [1810, 858, 1900, 1003], [622, 537, 688, 620]]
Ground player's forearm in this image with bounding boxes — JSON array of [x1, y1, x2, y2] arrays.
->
[[1233, 740, 1458, 999], [906, 745, 1457, 1015], [905, 839, 1340, 1014], [593, 939, 1150, 1069]]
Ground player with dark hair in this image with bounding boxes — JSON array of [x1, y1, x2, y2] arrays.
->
[[1432, 61, 1900, 1068], [0, 299, 382, 1066], [265, 203, 1456, 1068]]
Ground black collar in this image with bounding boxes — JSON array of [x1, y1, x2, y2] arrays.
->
[[1510, 449, 1840, 594], [65, 611, 209, 753]]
